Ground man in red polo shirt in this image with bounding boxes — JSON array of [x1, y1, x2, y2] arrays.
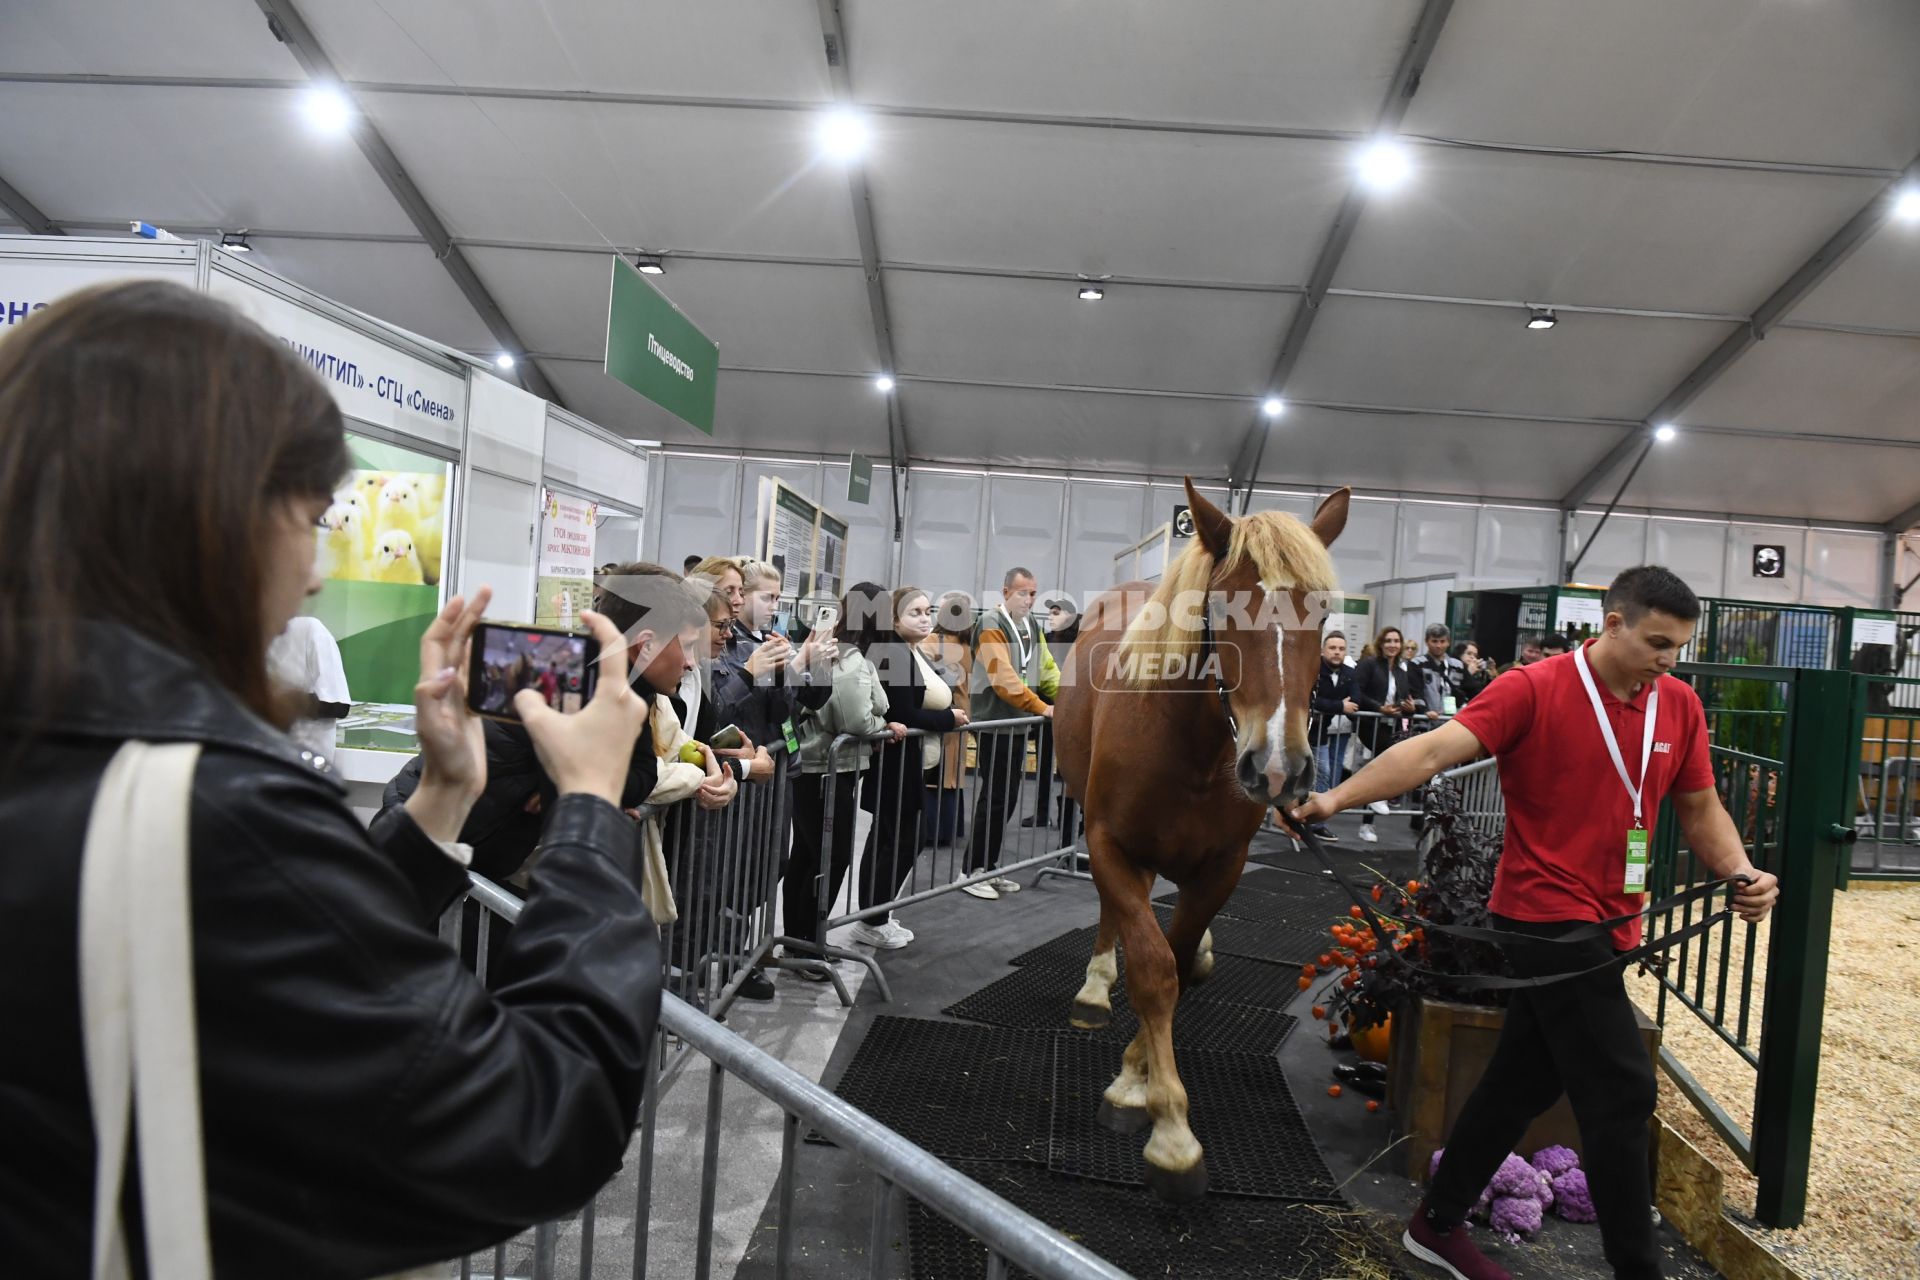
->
[[1293, 566, 1779, 1280]]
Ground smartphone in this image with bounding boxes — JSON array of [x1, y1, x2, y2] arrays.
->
[[467, 621, 600, 721], [812, 604, 841, 635], [710, 723, 746, 752]]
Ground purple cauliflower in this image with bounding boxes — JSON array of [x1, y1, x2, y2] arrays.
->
[[1489, 1152, 1544, 1201], [1534, 1167, 1555, 1211], [1552, 1168, 1597, 1223], [1531, 1145, 1580, 1178], [1489, 1194, 1545, 1239]]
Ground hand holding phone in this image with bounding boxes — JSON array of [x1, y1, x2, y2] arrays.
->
[[709, 723, 747, 753], [468, 621, 601, 720], [511, 611, 647, 807]]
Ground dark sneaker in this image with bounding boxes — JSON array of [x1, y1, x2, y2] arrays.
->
[[736, 968, 776, 1001], [1403, 1207, 1509, 1280]]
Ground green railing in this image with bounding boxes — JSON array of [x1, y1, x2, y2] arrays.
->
[[1644, 663, 1849, 1228], [1843, 674, 1920, 881]]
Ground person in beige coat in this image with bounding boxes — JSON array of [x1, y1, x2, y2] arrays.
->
[[919, 591, 976, 849]]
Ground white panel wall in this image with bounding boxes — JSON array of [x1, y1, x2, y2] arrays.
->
[[1332, 498, 1398, 589], [467, 371, 546, 479], [1803, 530, 1882, 606], [1396, 503, 1480, 579], [1567, 513, 1649, 586], [985, 476, 1068, 602], [737, 460, 822, 560], [1723, 526, 1807, 602], [1475, 506, 1561, 587], [1245, 490, 1320, 523], [823, 461, 899, 589], [1063, 482, 1149, 608], [1149, 481, 1230, 533], [545, 413, 647, 510], [902, 471, 987, 602], [460, 470, 538, 622], [653, 455, 740, 572], [1646, 519, 1729, 598]]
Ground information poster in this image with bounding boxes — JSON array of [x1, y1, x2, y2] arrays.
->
[[755, 478, 854, 603], [536, 488, 598, 628], [1556, 594, 1605, 630], [304, 432, 449, 706], [815, 511, 849, 599]]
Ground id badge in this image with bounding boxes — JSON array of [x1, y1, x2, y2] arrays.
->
[[1624, 827, 1650, 893], [782, 717, 801, 755]]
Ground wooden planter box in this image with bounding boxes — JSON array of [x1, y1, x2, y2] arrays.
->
[[1387, 994, 1662, 1183]]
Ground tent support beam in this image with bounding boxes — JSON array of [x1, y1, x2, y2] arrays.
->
[[1230, 0, 1454, 511], [0, 172, 61, 236], [252, 0, 561, 405]]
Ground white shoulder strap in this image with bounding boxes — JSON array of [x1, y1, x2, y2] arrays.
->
[[79, 740, 210, 1280]]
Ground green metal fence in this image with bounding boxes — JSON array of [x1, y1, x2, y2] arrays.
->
[[1644, 663, 1850, 1228], [1844, 674, 1920, 880]]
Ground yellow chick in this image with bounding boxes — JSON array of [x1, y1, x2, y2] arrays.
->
[[370, 528, 425, 585], [335, 487, 377, 561], [376, 475, 442, 584], [418, 472, 446, 521], [314, 501, 364, 581], [356, 471, 390, 508]]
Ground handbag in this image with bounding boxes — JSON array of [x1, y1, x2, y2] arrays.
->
[[77, 740, 441, 1280]]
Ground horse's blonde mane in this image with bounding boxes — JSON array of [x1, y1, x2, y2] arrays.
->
[[1114, 510, 1336, 682]]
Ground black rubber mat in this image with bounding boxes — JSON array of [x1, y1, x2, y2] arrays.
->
[[808, 1017, 1053, 1164], [1157, 875, 1357, 927], [906, 1159, 1402, 1280], [1048, 1035, 1341, 1203], [1012, 904, 1330, 968], [941, 960, 1298, 1055]]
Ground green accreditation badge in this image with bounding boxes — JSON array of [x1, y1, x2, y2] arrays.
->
[[1624, 827, 1650, 893], [782, 717, 801, 755]]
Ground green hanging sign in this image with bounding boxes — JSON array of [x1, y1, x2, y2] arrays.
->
[[604, 256, 719, 434], [847, 451, 872, 505]]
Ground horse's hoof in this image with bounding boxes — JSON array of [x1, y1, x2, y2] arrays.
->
[[1143, 1156, 1209, 1203], [1187, 954, 1215, 986], [1096, 1098, 1153, 1134], [1070, 998, 1111, 1029]]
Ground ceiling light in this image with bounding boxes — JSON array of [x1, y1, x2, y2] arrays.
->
[[874, 375, 895, 392], [1262, 397, 1286, 418], [1077, 284, 1105, 301], [1526, 307, 1556, 330], [632, 253, 665, 275], [818, 108, 871, 161], [300, 84, 356, 135], [220, 230, 252, 253], [495, 353, 516, 370], [1654, 424, 1677, 443], [1355, 138, 1413, 192], [1895, 186, 1920, 223]]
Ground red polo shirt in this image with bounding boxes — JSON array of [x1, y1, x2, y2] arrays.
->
[[1452, 642, 1715, 948]]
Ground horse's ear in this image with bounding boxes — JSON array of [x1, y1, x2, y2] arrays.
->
[[1183, 477, 1233, 559], [1310, 487, 1351, 548]]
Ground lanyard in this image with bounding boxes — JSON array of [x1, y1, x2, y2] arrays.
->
[[1000, 607, 1034, 669], [1574, 644, 1659, 826]]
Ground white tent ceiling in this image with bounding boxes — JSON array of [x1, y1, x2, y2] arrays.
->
[[2, 0, 1918, 527]]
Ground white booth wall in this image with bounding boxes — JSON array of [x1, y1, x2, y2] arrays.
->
[[646, 450, 1889, 612]]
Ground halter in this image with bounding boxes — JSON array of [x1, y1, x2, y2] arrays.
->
[[1197, 595, 1240, 744]]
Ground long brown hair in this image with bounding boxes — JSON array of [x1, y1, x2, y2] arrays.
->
[[0, 281, 348, 744]]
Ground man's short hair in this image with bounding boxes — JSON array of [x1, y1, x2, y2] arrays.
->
[[1003, 566, 1035, 591], [682, 554, 702, 574], [1541, 633, 1571, 653], [1424, 623, 1451, 642], [1605, 565, 1701, 625], [594, 562, 708, 646]]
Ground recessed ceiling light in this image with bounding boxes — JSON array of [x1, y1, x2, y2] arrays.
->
[[495, 353, 516, 370], [1262, 397, 1286, 418], [818, 107, 871, 161], [300, 84, 355, 134], [874, 375, 895, 392], [1654, 424, 1677, 443], [1077, 284, 1105, 301], [1894, 186, 1920, 223], [632, 253, 665, 275], [1526, 307, 1556, 330], [1355, 138, 1412, 192], [220, 230, 252, 253]]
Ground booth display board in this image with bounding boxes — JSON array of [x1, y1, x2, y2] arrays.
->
[[815, 510, 849, 600], [1329, 594, 1374, 651], [305, 432, 451, 708], [0, 239, 201, 330], [1555, 593, 1605, 630], [754, 478, 852, 600], [536, 488, 598, 628]]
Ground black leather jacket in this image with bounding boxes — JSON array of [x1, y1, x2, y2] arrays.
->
[[0, 623, 661, 1278]]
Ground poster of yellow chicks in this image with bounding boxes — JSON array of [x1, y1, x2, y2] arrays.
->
[[302, 434, 449, 706]]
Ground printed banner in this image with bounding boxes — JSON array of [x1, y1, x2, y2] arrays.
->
[[537, 487, 597, 628], [304, 434, 450, 707]]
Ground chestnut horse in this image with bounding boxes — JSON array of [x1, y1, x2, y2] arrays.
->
[[1053, 478, 1349, 1201]]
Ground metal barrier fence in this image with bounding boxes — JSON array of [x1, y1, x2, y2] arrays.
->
[[1642, 663, 1849, 1228], [1845, 673, 1920, 879], [442, 871, 1133, 1280]]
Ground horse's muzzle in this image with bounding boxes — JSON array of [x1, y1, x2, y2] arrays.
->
[[1239, 748, 1314, 810]]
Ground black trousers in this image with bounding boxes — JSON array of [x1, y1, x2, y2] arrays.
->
[[1428, 916, 1662, 1280], [1032, 718, 1055, 809], [965, 731, 1026, 874], [782, 770, 860, 946], [859, 748, 927, 910]]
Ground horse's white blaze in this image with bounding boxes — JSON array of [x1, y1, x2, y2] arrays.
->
[[1262, 627, 1288, 776], [1074, 946, 1117, 1014]]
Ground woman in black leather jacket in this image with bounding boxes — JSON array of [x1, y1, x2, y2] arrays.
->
[[1350, 626, 1424, 841], [0, 281, 667, 1278]]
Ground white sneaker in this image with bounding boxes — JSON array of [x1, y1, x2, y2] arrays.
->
[[1368, 800, 1391, 815], [850, 917, 914, 949], [989, 876, 1022, 894], [958, 874, 999, 900], [1358, 825, 1379, 843]]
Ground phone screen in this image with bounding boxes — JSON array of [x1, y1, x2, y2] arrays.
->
[[468, 622, 600, 720]]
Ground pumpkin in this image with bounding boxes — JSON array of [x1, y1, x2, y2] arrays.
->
[[1351, 1015, 1393, 1064]]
